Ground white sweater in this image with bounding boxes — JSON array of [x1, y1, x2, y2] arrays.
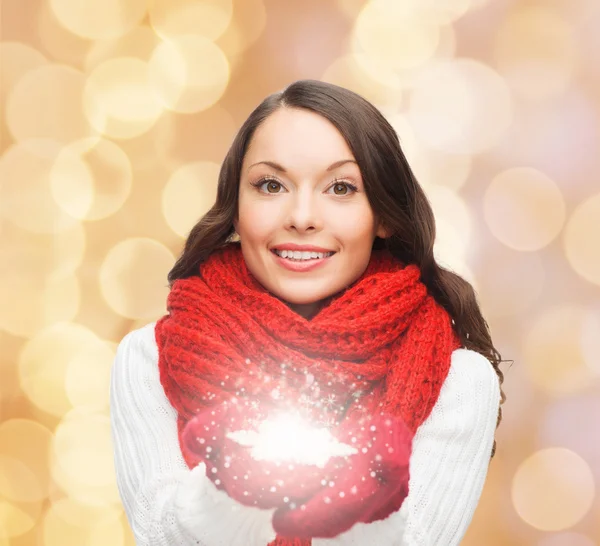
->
[[110, 322, 501, 546]]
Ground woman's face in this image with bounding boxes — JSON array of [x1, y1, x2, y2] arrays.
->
[[235, 107, 387, 318]]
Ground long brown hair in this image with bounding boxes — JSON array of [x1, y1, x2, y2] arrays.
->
[[168, 79, 507, 457]]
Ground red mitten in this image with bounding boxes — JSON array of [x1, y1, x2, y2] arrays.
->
[[181, 400, 337, 509], [271, 412, 413, 539]]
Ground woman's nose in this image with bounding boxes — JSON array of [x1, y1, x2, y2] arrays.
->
[[284, 190, 323, 232]]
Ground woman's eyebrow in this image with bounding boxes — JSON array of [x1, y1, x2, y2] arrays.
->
[[247, 159, 358, 173]]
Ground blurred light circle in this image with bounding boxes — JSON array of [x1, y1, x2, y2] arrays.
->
[[473, 246, 545, 318], [99, 238, 173, 320], [493, 6, 576, 101], [6, 64, 96, 144], [581, 310, 600, 376], [538, 532, 596, 546], [0, 499, 39, 538], [149, 0, 233, 41], [148, 35, 230, 114], [153, 106, 236, 166], [162, 161, 220, 237], [523, 305, 596, 396], [52, 408, 115, 489], [65, 340, 116, 410], [563, 193, 600, 286], [512, 448, 594, 531], [0, 222, 83, 337], [84, 26, 160, 72], [49, 497, 122, 530], [335, 0, 367, 19], [216, 0, 266, 59], [321, 55, 404, 107], [420, 0, 473, 25], [426, 185, 472, 278], [408, 58, 513, 154], [387, 113, 471, 190], [484, 167, 566, 251], [43, 501, 124, 546], [83, 57, 164, 140], [50, 138, 133, 221], [0, 42, 47, 103], [18, 323, 103, 417], [0, 140, 81, 234], [50, 463, 122, 508], [48, 0, 147, 40], [353, 0, 441, 72], [491, 90, 599, 189], [37, 0, 93, 67], [538, 395, 600, 483], [0, 455, 42, 503], [0, 419, 53, 501]]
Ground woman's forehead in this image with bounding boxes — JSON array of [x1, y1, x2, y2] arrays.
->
[[244, 108, 355, 167]]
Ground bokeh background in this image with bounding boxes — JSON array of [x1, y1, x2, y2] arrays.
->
[[1, 0, 599, 544]]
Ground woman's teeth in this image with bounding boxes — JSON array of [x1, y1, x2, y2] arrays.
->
[[273, 249, 334, 260]]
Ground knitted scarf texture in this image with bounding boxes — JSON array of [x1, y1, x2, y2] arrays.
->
[[156, 242, 461, 546]]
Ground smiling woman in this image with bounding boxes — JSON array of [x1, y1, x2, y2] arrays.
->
[[234, 107, 388, 319], [110, 80, 506, 546]]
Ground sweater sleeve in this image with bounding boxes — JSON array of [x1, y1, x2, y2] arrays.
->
[[312, 348, 501, 546], [109, 323, 278, 546]]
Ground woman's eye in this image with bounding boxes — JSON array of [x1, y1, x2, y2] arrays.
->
[[257, 179, 283, 193], [328, 182, 356, 196]]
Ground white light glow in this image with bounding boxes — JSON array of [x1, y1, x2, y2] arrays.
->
[[227, 412, 357, 467]]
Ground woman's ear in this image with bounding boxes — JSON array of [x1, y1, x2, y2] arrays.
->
[[376, 222, 390, 239]]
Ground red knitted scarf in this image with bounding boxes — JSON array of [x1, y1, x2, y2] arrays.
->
[[156, 242, 460, 546]]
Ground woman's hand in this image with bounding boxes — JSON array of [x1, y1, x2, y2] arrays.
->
[[271, 412, 413, 539], [181, 400, 337, 509]]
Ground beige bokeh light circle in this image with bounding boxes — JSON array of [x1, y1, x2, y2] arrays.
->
[[65, 341, 117, 410], [581, 309, 600, 376], [321, 55, 404, 107], [563, 193, 600, 286], [0, 419, 53, 503], [149, 0, 233, 41], [0, 498, 40, 538], [0, 222, 84, 337], [523, 305, 597, 396], [387, 113, 471, 190], [43, 501, 124, 546], [0, 455, 42, 504], [18, 323, 104, 417], [0, 42, 47, 103], [6, 64, 96, 144], [408, 58, 513, 154], [83, 57, 164, 140], [493, 6, 576, 101], [162, 161, 220, 238], [216, 0, 267, 59], [49, 496, 122, 531], [512, 448, 594, 531], [99, 238, 173, 320], [149, 35, 230, 114], [353, 0, 441, 73], [0, 140, 81, 234], [85, 26, 160, 72], [50, 138, 133, 221], [51, 408, 116, 490], [48, 0, 147, 40], [484, 167, 566, 252], [427, 185, 473, 279]]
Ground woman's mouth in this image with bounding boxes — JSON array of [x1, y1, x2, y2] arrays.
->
[[272, 249, 335, 261], [270, 249, 336, 272]]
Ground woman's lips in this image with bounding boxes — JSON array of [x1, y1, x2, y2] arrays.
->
[[271, 250, 334, 272]]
